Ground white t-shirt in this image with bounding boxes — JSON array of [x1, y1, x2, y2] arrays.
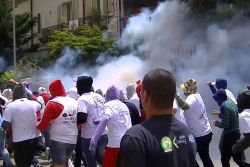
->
[[239, 109, 250, 164], [184, 93, 212, 137], [50, 96, 78, 144], [225, 89, 237, 104], [77, 92, 106, 138], [104, 99, 132, 148], [3, 98, 41, 142], [173, 100, 188, 126], [129, 93, 140, 116]]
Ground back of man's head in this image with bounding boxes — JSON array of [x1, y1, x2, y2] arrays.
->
[[142, 68, 176, 110]]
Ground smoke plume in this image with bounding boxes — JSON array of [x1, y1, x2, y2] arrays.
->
[[0, 57, 6, 73]]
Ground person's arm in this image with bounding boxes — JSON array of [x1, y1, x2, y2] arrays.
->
[[214, 106, 229, 129], [116, 135, 146, 167], [232, 133, 250, 154], [77, 100, 88, 125], [208, 82, 217, 94], [36, 101, 63, 132], [175, 94, 190, 110], [2, 120, 11, 131], [89, 114, 110, 152], [2, 104, 12, 131]]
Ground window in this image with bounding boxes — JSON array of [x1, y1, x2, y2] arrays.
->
[[37, 13, 41, 34], [62, 2, 72, 22]]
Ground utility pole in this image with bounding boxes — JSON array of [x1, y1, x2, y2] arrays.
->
[[13, 0, 16, 73]]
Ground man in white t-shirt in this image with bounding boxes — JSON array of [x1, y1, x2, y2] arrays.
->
[[2, 84, 41, 167], [89, 85, 132, 167], [233, 89, 250, 165], [76, 76, 108, 167], [176, 78, 214, 167]]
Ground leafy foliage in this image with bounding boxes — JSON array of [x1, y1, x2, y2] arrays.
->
[[48, 24, 117, 63], [0, 70, 15, 90]]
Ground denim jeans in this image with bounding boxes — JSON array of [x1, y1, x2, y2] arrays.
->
[[0, 129, 13, 167], [82, 134, 108, 167], [50, 140, 76, 165]]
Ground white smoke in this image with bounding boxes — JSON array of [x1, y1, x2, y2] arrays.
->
[[119, 1, 250, 94], [43, 1, 250, 97]]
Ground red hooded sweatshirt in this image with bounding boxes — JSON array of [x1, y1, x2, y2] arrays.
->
[[37, 80, 66, 132]]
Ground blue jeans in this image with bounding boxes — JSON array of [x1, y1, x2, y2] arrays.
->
[[0, 129, 13, 167], [50, 140, 75, 165], [82, 134, 108, 167]]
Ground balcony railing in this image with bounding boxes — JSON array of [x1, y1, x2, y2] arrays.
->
[[40, 16, 109, 43]]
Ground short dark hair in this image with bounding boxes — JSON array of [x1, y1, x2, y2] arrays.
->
[[142, 69, 176, 110]]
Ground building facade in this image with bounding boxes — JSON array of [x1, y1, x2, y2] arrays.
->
[[15, 0, 164, 43]]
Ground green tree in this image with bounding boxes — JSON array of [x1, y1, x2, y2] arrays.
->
[[0, 0, 36, 65], [48, 24, 117, 64], [0, 70, 15, 90], [190, 0, 217, 15]]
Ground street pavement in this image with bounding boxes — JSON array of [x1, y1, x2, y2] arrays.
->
[[0, 155, 239, 167]]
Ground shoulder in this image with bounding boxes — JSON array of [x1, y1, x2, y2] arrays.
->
[[124, 124, 149, 140]]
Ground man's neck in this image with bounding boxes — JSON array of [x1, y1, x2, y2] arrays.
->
[[147, 108, 175, 118]]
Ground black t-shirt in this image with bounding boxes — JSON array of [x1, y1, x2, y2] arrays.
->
[[116, 115, 196, 167]]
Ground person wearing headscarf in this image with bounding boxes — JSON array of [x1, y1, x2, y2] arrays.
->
[[76, 76, 108, 167], [175, 78, 213, 167], [213, 89, 248, 167], [2, 84, 41, 167], [2, 89, 13, 102], [232, 89, 250, 165], [89, 85, 132, 167]]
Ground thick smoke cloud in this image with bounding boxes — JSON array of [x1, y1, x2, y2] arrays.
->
[[120, 1, 250, 92], [46, 1, 250, 96]]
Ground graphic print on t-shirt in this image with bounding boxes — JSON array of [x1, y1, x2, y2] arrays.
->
[[161, 134, 195, 153], [62, 108, 77, 125]]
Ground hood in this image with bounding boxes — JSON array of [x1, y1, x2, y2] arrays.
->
[[126, 83, 136, 100], [181, 78, 198, 95], [76, 76, 93, 95], [106, 85, 119, 102], [213, 88, 228, 106], [68, 87, 80, 100], [118, 90, 128, 102], [49, 80, 66, 98], [215, 78, 227, 89], [237, 89, 250, 113]]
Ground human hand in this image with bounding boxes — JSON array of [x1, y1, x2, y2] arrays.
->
[[212, 110, 220, 115], [212, 120, 219, 126], [89, 139, 97, 153], [93, 117, 101, 125], [207, 81, 213, 86]]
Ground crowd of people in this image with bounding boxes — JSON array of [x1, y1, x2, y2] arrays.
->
[[0, 68, 249, 167]]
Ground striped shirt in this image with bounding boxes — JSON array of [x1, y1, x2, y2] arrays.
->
[[216, 100, 239, 132]]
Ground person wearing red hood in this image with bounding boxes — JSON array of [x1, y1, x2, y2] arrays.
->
[[37, 80, 78, 167]]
